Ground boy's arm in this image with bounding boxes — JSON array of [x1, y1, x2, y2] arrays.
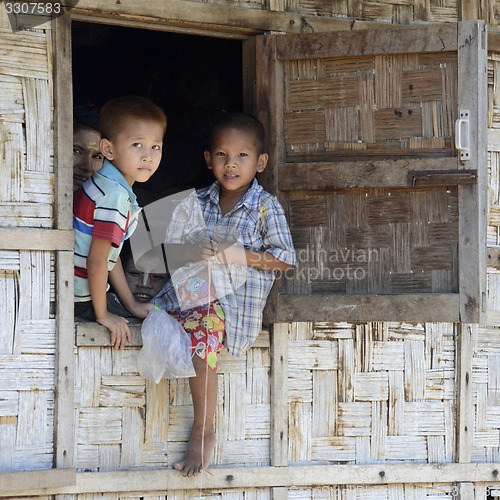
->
[[215, 243, 294, 272], [108, 257, 153, 318], [87, 237, 131, 350]]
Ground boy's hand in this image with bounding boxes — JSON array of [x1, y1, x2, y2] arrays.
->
[[212, 238, 246, 266], [191, 240, 219, 261], [96, 313, 132, 350]]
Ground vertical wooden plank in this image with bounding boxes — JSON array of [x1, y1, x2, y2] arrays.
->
[[457, 20, 487, 322], [256, 33, 284, 325], [242, 37, 256, 116], [270, 322, 288, 466], [256, 33, 281, 202], [272, 487, 288, 500], [269, 0, 286, 12], [52, 10, 75, 470], [456, 323, 474, 463], [459, 0, 479, 20], [458, 482, 475, 499], [53, 12, 74, 231]]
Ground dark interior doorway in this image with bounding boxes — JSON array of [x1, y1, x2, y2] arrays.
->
[[71, 22, 243, 205]]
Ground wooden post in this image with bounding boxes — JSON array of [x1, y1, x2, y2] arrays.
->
[[456, 324, 474, 463], [457, 20, 488, 323], [52, 9, 75, 470], [270, 322, 289, 466]]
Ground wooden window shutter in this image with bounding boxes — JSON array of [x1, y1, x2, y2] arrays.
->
[[256, 21, 487, 324]]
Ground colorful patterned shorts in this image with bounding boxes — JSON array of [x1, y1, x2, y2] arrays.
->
[[170, 276, 225, 372]]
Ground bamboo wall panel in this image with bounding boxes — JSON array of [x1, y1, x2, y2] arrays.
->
[[0, 28, 54, 228], [0, 250, 56, 472], [469, 51, 500, 464], [284, 186, 459, 295], [74, 334, 271, 471], [282, 52, 457, 162], [287, 321, 456, 466]]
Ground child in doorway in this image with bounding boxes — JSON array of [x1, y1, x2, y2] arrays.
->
[[73, 95, 167, 349], [153, 112, 296, 476]]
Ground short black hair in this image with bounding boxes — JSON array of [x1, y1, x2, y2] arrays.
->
[[208, 112, 266, 154], [100, 95, 167, 141]]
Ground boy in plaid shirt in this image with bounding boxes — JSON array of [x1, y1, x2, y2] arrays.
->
[[154, 112, 295, 476]]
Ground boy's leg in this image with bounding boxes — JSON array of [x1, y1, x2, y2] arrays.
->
[[174, 353, 218, 476]]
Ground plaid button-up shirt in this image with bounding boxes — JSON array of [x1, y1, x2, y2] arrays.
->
[[153, 179, 296, 357]]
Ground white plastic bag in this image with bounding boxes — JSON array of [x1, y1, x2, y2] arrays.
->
[[138, 306, 196, 382]]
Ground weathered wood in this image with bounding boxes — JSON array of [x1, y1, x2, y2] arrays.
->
[[459, 0, 480, 21], [76, 321, 270, 348], [55, 251, 75, 468], [75, 320, 143, 347], [52, 11, 75, 471], [0, 229, 73, 250], [409, 170, 477, 187], [256, 33, 282, 322], [456, 324, 475, 463], [2, 463, 500, 496], [276, 294, 460, 323], [457, 21, 488, 322], [457, 481, 475, 499], [275, 24, 458, 60], [278, 158, 458, 191], [488, 32, 500, 52], [487, 246, 500, 268], [0, 468, 75, 493], [53, 11, 73, 230], [270, 323, 289, 466], [72, 0, 382, 39]]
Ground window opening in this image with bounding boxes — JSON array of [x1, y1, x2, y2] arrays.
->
[[72, 22, 244, 205]]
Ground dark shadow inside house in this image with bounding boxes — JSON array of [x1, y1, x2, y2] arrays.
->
[[71, 22, 244, 206]]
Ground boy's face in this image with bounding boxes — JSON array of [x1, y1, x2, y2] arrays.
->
[[100, 118, 163, 186], [123, 257, 166, 303], [204, 128, 268, 196]]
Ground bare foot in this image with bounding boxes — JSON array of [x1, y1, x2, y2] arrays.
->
[[173, 426, 216, 476]]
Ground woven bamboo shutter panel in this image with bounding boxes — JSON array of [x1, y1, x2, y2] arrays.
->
[[257, 21, 487, 324]]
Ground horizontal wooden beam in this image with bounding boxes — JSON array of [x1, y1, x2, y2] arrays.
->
[[278, 158, 458, 191], [75, 320, 270, 348], [0, 229, 74, 251], [1, 464, 500, 496], [276, 294, 460, 323], [72, 0, 384, 38], [275, 24, 458, 59], [76, 319, 143, 346], [0, 469, 75, 494]]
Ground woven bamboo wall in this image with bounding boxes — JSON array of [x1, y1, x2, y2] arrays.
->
[[0, 14, 57, 474], [283, 52, 457, 161], [472, 52, 500, 463], [280, 49, 460, 297], [2, 1, 500, 500], [74, 330, 271, 471]]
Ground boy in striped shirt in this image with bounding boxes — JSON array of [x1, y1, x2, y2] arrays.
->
[[73, 95, 166, 349]]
